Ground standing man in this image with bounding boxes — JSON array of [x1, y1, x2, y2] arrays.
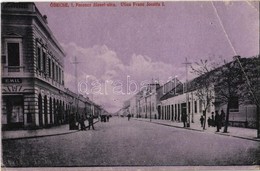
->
[[127, 113, 131, 121], [211, 112, 215, 127], [181, 113, 187, 127], [79, 115, 86, 131], [200, 115, 204, 127], [215, 111, 221, 132], [88, 115, 95, 130]]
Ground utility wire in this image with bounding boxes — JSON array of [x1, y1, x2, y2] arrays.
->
[[211, 1, 237, 56], [211, 1, 259, 106], [246, 1, 259, 12]]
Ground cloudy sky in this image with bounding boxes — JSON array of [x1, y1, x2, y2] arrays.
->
[[36, 1, 259, 113]]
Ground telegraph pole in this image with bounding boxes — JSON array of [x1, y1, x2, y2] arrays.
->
[[183, 57, 192, 127]]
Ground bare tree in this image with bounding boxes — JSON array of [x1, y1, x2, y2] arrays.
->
[[236, 56, 260, 137], [192, 57, 259, 134], [213, 58, 244, 133], [191, 57, 250, 132], [191, 59, 216, 130]]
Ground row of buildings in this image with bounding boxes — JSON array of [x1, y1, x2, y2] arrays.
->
[[1, 2, 103, 130], [120, 57, 259, 129]]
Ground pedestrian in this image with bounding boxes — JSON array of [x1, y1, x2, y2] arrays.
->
[[75, 112, 80, 127], [107, 115, 110, 122], [211, 112, 215, 127], [127, 113, 131, 121], [207, 117, 211, 127], [200, 115, 204, 127], [79, 115, 86, 131], [181, 113, 187, 127], [215, 111, 222, 132], [69, 113, 77, 130], [88, 115, 95, 130]]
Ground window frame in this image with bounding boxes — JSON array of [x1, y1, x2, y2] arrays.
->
[[36, 43, 42, 71], [5, 38, 23, 67], [229, 96, 239, 112], [42, 49, 47, 74]]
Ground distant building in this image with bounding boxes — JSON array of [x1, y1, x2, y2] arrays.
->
[[138, 83, 161, 119], [125, 78, 180, 119]]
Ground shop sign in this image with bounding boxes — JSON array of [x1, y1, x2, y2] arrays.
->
[[2, 78, 22, 84]]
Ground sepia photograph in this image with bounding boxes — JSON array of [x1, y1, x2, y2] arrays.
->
[[1, 1, 260, 170]]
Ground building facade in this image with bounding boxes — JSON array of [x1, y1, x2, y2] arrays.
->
[[122, 57, 258, 129], [1, 2, 102, 130], [160, 83, 216, 124], [125, 79, 179, 119], [159, 57, 259, 128]]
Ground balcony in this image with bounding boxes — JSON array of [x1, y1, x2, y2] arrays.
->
[[2, 66, 25, 75], [35, 69, 64, 91]]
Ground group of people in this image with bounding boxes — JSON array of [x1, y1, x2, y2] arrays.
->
[[69, 113, 95, 131], [78, 114, 95, 131], [100, 115, 110, 122], [200, 110, 226, 132]]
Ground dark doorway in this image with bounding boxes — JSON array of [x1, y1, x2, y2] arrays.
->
[[157, 106, 161, 119], [171, 105, 174, 121], [44, 95, 48, 126], [181, 103, 187, 120], [49, 97, 53, 124], [4, 96, 24, 129]]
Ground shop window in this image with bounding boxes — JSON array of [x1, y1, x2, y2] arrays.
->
[[2, 55, 6, 64], [199, 100, 202, 113], [171, 105, 174, 119], [188, 102, 191, 113], [230, 97, 239, 112], [27, 113, 32, 123], [4, 96, 24, 126], [194, 101, 197, 113]]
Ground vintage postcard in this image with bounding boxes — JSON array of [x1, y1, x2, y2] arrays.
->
[[1, 1, 260, 170]]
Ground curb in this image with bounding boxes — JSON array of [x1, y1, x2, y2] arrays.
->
[[214, 132, 260, 142], [2, 121, 99, 141], [134, 119, 260, 142], [136, 119, 203, 132], [2, 130, 80, 141]]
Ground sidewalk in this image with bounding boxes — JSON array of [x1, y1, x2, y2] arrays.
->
[[2, 120, 99, 140], [134, 118, 260, 142]]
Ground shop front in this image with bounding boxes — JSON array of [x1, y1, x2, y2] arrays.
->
[[2, 95, 24, 130]]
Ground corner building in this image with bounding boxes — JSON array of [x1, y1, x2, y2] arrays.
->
[[1, 3, 66, 129]]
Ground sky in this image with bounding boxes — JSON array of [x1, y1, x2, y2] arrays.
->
[[36, 1, 259, 113]]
